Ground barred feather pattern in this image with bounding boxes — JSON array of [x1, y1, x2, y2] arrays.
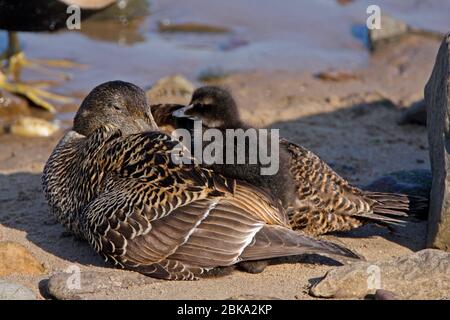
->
[[43, 126, 361, 280], [282, 139, 410, 235]]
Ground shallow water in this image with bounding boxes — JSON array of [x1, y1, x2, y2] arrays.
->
[[1, 0, 449, 98]]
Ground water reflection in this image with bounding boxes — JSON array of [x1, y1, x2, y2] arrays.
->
[[79, 0, 150, 45]]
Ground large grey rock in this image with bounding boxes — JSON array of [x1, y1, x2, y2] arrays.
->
[[425, 33, 450, 251], [0, 280, 36, 300], [310, 249, 450, 299], [47, 270, 158, 300]]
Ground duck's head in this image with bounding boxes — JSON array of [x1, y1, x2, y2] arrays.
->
[[73, 80, 158, 136], [173, 86, 242, 128]]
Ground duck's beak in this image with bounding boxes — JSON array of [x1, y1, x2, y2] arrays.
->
[[172, 104, 198, 120]]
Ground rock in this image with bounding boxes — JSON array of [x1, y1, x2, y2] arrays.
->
[[398, 100, 427, 126], [424, 33, 450, 251], [8, 116, 60, 137], [0, 89, 31, 135], [310, 249, 450, 299], [158, 20, 230, 33], [0, 280, 36, 300], [364, 169, 432, 199], [0, 242, 45, 276], [0, 89, 30, 118], [47, 270, 158, 300], [368, 14, 409, 51], [374, 289, 398, 300], [315, 70, 359, 82], [146, 75, 195, 105], [198, 66, 232, 82], [227, 294, 282, 300]]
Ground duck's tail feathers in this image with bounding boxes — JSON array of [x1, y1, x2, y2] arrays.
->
[[363, 191, 429, 224], [240, 225, 363, 264]]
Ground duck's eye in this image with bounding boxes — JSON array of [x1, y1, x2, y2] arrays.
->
[[112, 104, 121, 111]]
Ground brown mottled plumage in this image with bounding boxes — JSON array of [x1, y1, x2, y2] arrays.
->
[[42, 81, 360, 280], [167, 86, 420, 236], [150, 103, 186, 134]]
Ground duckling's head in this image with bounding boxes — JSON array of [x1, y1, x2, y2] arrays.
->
[[73, 80, 158, 136], [173, 86, 242, 128]]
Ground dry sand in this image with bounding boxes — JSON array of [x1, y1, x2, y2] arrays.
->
[[0, 34, 436, 299]]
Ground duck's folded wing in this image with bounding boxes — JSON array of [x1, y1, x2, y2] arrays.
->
[[166, 183, 361, 268], [240, 225, 362, 263]]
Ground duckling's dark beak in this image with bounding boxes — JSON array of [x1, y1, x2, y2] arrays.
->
[[172, 104, 198, 121]]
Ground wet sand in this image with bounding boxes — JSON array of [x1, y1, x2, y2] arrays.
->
[[0, 31, 436, 299]]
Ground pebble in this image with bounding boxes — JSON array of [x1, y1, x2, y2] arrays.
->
[[8, 117, 60, 137], [0, 241, 45, 276], [47, 270, 159, 300], [158, 20, 230, 33], [146, 75, 195, 105], [0, 280, 36, 300], [310, 249, 450, 299]]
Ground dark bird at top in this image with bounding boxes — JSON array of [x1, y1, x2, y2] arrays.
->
[[167, 86, 425, 236], [42, 80, 361, 280], [0, 0, 116, 112]]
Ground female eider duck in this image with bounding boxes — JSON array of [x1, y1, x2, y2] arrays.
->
[[42, 81, 360, 280], [167, 86, 423, 236]]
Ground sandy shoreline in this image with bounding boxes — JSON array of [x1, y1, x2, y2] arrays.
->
[[0, 33, 437, 299]]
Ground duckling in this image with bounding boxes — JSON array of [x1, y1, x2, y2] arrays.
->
[[42, 81, 361, 280], [170, 86, 420, 236]]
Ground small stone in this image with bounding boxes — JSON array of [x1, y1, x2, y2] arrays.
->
[[0, 89, 30, 118], [310, 249, 450, 299], [374, 289, 398, 300], [315, 70, 359, 82], [0, 242, 45, 276], [369, 14, 409, 51], [146, 75, 195, 105], [197, 66, 232, 83], [0, 280, 36, 300], [227, 294, 282, 300], [398, 100, 427, 126], [158, 20, 230, 34], [9, 116, 60, 137], [425, 33, 450, 251], [47, 270, 159, 300]]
